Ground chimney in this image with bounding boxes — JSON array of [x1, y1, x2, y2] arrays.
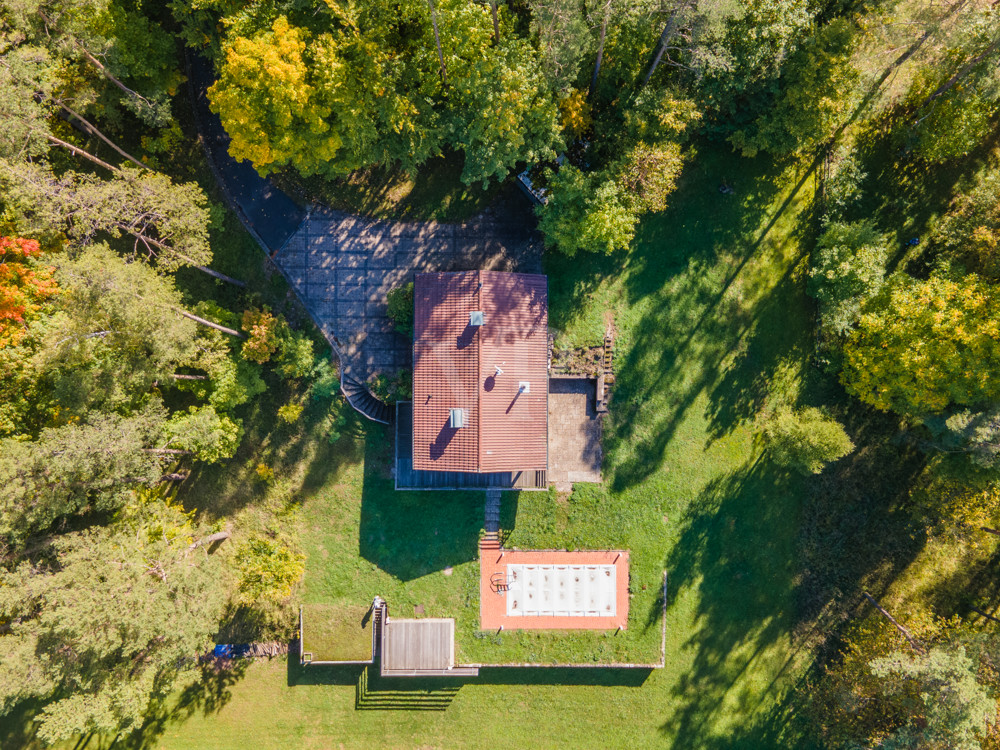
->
[[469, 311, 484, 326], [449, 408, 467, 428]]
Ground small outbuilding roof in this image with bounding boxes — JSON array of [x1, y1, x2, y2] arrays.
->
[[412, 271, 548, 474]]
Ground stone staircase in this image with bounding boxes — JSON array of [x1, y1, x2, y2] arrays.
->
[[342, 373, 393, 424], [485, 488, 501, 533]]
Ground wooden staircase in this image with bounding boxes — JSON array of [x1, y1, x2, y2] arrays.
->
[[342, 373, 393, 424]]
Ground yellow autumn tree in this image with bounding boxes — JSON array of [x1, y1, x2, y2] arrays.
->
[[842, 272, 1000, 416], [208, 17, 342, 176]]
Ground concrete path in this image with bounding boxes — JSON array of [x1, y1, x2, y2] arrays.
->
[[273, 206, 542, 379]]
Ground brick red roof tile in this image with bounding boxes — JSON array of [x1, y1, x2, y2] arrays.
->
[[412, 271, 548, 473]]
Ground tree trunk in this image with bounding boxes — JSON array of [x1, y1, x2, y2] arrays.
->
[[59, 103, 148, 170], [971, 606, 1000, 623], [143, 448, 193, 455], [76, 44, 157, 111], [45, 134, 118, 172], [161, 472, 189, 481], [912, 34, 1000, 115], [188, 530, 231, 551], [170, 373, 208, 381], [641, 0, 693, 87], [191, 265, 247, 288], [169, 307, 246, 338], [428, 0, 447, 87], [490, 1, 500, 45], [982, 526, 1000, 537], [863, 592, 925, 654], [588, 3, 610, 101], [121, 229, 247, 288]]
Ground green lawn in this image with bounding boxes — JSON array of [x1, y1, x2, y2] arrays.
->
[[146, 143, 824, 749]]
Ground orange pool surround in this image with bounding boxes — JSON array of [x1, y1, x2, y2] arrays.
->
[[479, 539, 629, 631]]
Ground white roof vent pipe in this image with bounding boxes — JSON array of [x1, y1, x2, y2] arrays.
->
[[449, 408, 467, 428], [470, 311, 484, 326]]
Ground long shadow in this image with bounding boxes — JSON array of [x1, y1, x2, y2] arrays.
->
[[658, 426, 927, 749], [602, 147, 809, 492], [358, 426, 482, 579]]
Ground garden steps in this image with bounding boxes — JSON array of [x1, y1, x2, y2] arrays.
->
[[485, 488, 502, 533], [342, 373, 393, 424]]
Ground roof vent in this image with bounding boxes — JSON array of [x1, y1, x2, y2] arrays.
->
[[469, 311, 484, 326], [518, 381, 531, 394], [449, 408, 467, 429]]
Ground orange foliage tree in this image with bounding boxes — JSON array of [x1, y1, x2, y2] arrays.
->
[[0, 236, 58, 347]]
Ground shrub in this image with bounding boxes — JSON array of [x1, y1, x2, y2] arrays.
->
[[367, 370, 412, 404], [241, 308, 282, 363], [163, 405, 243, 463], [386, 282, 414, 337], [233, 536, 304, 604], [277, 402, 304, 424], [209, 356, 266, 411], [808, 221, 889, 336], [761, 405, 854, 475], [276, 329, 314, 379]]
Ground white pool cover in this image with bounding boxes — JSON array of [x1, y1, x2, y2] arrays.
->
[[506, 564, 616, 617]]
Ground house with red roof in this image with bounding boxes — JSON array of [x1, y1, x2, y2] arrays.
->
[[396, 270, 550, 490]]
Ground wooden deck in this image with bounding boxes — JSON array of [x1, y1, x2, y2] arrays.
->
[[380, 618, 478, 677], [395, 403, 546, 490]]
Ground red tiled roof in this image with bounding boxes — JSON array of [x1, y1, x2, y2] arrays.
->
[[412, 271, 548, 473]]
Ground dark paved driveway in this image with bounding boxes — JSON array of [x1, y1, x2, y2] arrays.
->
[[188, 54, 304, 252]]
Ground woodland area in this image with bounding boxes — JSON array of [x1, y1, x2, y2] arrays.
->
[[3, 0, 1000, 747]]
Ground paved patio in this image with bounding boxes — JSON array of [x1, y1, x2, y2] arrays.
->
[[548, 378, 603, 492], [273, 206, 542, 379]]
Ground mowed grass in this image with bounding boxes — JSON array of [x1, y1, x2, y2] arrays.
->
[[151, 143, 824, 749]]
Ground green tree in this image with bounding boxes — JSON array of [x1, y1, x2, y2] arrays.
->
[[39, 244, 198, 412], [932, 164, 1000, 278], [760, 404, 854, 475], [0, 403, 168, 544], [0, 502, 227, 742], [808, 221, 889, 337], [233, 536, 304, 604], [449, 37, 561, 186], [842, 271, 1000, 416], [1, 161, 212, 275], [904, 8, 1000, 163], [529, 0, 593, 88], [536, 165, 637, 255], [730, 18, 860, 157], [870, 646, 994, 750]]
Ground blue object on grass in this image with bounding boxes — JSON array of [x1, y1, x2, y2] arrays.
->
[[213, 644, 252, 658]]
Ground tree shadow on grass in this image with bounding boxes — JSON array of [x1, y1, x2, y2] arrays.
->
[[179, 375, 367, 521], [658, 429, 929, 749], [604, 149, 815, 492], [358, 426, 482, 580]]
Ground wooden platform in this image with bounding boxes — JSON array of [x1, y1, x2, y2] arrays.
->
[[380, 618, 478, 677]]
